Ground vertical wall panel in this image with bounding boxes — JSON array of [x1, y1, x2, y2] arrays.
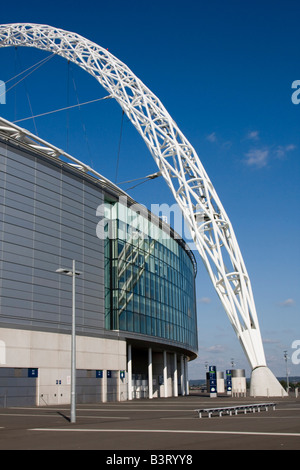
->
[[0, 141, 105, 335]]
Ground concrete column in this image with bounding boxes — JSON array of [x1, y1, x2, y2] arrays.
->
[[173, 353, 178, 397], [102, 369, 107, 403], [163, 350, 168, 398], [128, 344, 132, 401], [148, 347, 153, 399], [185, 357, 189, 396], [117, 371, 119, 402], [117, 371, 121, 402], [180, 355, 185, 396]]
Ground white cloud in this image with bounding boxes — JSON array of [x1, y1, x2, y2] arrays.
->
[[244, 142, 296, 168], [244, 148, 269, 168], [280, 298, 295, 307], [207, 344, 227, 353], [199, 297, 211, 304], [246, 130, 260, 141], [206, 132, 217, 143], [274, 144, 296, 159], [262, 337, 281, 345]]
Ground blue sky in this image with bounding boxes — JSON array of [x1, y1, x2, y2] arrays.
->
[[0, 0, 299, 379]]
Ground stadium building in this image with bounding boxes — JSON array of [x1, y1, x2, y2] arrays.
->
[[0, 118, 198, 406]]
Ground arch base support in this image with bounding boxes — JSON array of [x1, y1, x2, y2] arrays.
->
[[250, 366, 288, 397]]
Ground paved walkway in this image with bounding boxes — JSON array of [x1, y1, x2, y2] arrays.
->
[[0, 393, 299, 450]]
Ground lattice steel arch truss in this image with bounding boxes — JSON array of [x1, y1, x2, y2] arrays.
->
[[0, 23, 286, 396]]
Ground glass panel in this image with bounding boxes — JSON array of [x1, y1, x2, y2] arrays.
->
[[104, 201, 198, 351]]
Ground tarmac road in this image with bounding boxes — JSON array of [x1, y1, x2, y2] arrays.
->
[[0, 393, 299, 452]]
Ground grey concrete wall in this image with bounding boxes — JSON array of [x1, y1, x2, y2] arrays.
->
[[0, 141, 105, 336]]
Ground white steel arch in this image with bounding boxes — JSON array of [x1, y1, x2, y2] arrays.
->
[[0, 23, 286, 395]]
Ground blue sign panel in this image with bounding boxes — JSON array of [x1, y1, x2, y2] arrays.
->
[[226, 369, 232, 391], [28, 368, 38, 378], [120, 370, 125, 379], [107, 370, 112, 378], [96, 370, 103, 378], [209, 366, 217, 394]]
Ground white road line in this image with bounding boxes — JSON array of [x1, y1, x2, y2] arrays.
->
[[161, 416, 300, 420], [29, 428, 300, 437], [0, 413, 129, 419], [7, 406, 300, 412], [0, 409, 199, 413], [2, 408, 299, 417]]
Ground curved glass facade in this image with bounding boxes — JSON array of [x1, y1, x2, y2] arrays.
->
[[104, 201, 198, 352]]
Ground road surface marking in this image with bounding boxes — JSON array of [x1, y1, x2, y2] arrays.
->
[[29, 428, 300, 437]]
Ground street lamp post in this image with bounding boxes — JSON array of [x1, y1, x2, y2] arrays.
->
[[56, 260, 82, 423], [283, 350, 289, 394]]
